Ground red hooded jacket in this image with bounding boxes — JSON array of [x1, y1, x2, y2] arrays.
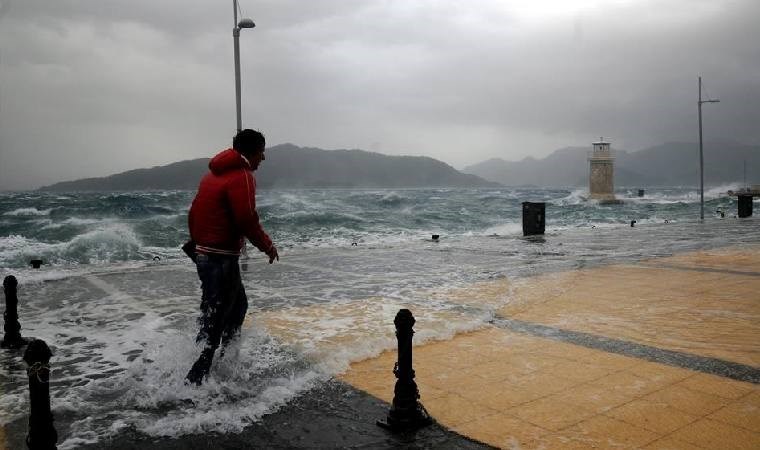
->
[[189, 148, 273, 256]]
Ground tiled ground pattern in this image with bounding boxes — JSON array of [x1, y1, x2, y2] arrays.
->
[[342, 247, 760, 449]]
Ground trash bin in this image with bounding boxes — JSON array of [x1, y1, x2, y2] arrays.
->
[[738, 195, 753, 218], [522, 202, 545, 236]]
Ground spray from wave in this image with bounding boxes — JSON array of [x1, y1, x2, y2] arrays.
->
[[4, 207, 52, 216], [0, 223, 143, 267]]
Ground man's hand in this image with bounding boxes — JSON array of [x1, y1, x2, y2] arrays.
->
[[266, 245, 279, 264]]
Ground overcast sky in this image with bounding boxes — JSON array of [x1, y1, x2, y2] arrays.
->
[[1, 0, 758, 190]]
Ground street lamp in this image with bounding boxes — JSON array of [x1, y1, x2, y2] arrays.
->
[[698, 76, 719, 221], [233, 0, 255, 132]]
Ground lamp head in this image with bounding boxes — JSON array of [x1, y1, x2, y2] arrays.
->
[[238, 18, 255, 28]]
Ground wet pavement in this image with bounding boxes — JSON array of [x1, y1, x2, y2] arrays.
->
[[2, 219, 760, 449], [343, 247, 760, 449], [3, 380, 491, 450]]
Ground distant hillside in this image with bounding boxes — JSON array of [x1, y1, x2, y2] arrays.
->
[[39, 144, 499, 191], [463, 141, 759, 187]]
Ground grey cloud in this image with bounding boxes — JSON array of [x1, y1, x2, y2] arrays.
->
[[1, 0, 759, 190]]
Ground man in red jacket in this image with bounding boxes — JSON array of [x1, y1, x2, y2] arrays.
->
[[185, 128, 279, 385]]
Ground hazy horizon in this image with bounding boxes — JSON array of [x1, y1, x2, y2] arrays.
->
[[4, 138, 751, 192]]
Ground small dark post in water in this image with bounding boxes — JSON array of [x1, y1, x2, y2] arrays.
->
[[431, 234, 439, 241], [637, 189, 645, 197], [377, 309, 431, 432], [30, 260, 43, 269], [522, 202, 545, 236], [1, 275, 25, 349], [23, 339, 57, 450], [630, 220, 636, 227], [738, 195, 753, 218]]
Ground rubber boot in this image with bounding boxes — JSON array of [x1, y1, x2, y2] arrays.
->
[[185, 348, 214, 386]]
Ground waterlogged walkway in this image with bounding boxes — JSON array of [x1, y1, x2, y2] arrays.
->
[[342, 246, 760, 449], [2, 219, 760, 448]]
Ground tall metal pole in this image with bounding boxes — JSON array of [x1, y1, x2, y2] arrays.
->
[[698, 77, 704, 221], [697, 76, 719, 221], [233, 0, 243, 132]]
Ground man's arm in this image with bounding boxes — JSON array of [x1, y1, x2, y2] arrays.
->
[[227, 169, 277, 261]]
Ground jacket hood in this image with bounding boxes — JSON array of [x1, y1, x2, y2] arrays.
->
[[208, 148, 250, 175]]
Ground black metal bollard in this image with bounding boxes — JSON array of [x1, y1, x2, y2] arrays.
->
[[1, 275, 26, 349], [377, 309, 432, 432], [23, 339, 57, 450]]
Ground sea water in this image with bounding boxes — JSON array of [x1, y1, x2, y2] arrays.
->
[[0, 185, 751, 268], [0, 186, 758, 447]]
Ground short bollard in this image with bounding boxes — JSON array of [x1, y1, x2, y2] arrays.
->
[[1, 275, 26, 349], [24, 339, 57, 450], [377, 309, 432, 432]]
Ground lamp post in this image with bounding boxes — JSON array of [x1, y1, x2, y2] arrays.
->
[[698, 76, 719, 221], [233, 0, 255, 132]]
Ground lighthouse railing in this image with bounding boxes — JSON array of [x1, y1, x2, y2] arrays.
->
[[587, 149, 616, 161]]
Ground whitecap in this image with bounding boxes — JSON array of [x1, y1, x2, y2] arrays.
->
[[4, 207, 52, 216]]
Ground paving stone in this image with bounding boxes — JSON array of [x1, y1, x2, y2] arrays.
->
[[509, 396, 597, 432], [668, 418, 760, 450], [557, 415, 661, 449], [605, 399, 700, 434], [707, 395, 760, 432], [643, 436, 705, 450], [642, 385, 731, 417], [452, 413, 549, 449], [675, 373, 756, 400]]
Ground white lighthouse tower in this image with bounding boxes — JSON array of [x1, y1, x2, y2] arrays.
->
[[588, 137, 620, 203]]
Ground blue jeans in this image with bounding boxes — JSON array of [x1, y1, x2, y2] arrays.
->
[[194, 253, 248, 354]]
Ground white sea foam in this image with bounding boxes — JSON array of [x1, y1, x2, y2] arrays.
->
[[550, 188, 587, 205], [56, 329, 326, 447], [630, 184, 740, 204], [0, 223, 144, 267], [0, 273, 324, 448], [40, 217, 107, 230], [0, 260, 151, 284], [379, 192, 406, 204], [64, 217, 109, 226], [482, 222, 523, 236], [4, 207, 52, 216], [1, 245, 508, 448]]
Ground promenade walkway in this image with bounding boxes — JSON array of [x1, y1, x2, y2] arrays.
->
[[1, 244, 758, 448], [341, 247, 760, 449]]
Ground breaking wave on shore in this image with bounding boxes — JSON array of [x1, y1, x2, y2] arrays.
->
[[0, 187, 751, 268]]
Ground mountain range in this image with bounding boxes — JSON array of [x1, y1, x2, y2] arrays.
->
[[463, 140, 758, 187], [39, 140, 758, 191], [39, 144, 497, 191]]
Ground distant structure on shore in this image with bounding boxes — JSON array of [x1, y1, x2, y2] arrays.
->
[[588, 138, 622, 204]]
